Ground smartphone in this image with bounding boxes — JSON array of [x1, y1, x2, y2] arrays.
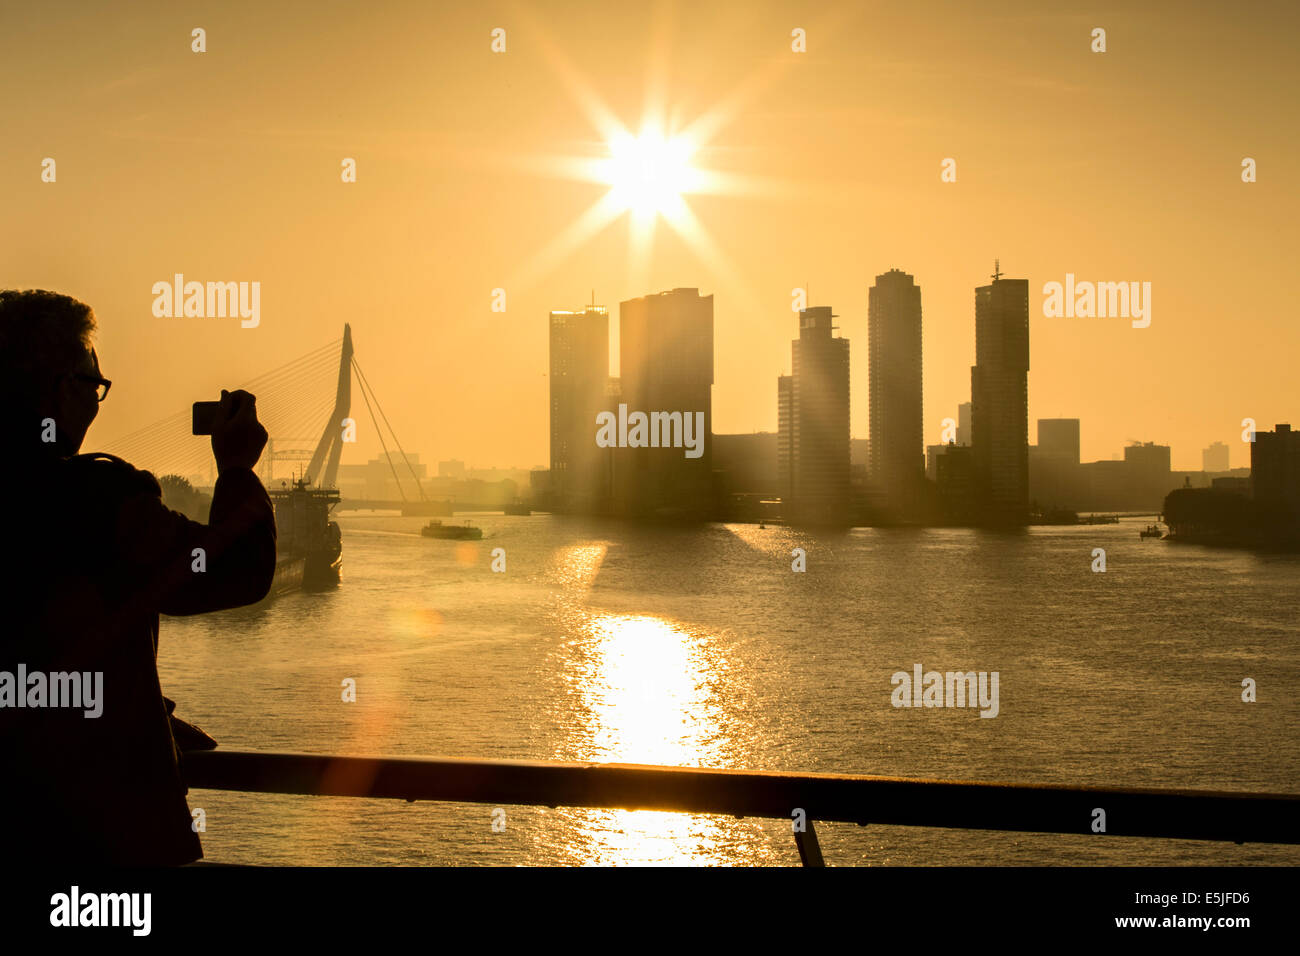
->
[[192, 401, 221, 436]]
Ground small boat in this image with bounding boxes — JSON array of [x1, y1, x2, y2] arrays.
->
[[503, 500, 531, 516], [421, 519, 482, 540], [1139, 524, 1164, 539]]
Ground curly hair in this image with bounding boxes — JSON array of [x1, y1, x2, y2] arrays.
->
[[0, 289, 97, 407]]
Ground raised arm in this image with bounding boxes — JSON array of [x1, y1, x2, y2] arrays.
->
[[106, 388, 276, 614], [113, 463, 277, 615]]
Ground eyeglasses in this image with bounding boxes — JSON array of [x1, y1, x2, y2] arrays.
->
[[71, 373, 112, 402]]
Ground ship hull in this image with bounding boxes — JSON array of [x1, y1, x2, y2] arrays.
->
[[303, 550, 343, 590], [269, 554, 305, 598], [264, 550, 341, 601], [264, 481, 344, 601]]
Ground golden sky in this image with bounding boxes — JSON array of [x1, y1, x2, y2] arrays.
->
[[3, 0, 1296, 472]]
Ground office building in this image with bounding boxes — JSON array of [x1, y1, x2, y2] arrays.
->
[[777, 375, 793, 502], [868, 269, 924, 517], [957, 402, 972, 446], [549, 305, 612, 512], [970, 265, 1030, 524], [616, 287, 714, 518], [782, 306, 850, 524], [1038, 419, 1081, 464]]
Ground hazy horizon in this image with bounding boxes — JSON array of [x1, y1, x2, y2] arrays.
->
[[5, 0, 1297, 472]]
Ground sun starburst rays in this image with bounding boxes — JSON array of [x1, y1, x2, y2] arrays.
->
[[499, 1, 829, 301]]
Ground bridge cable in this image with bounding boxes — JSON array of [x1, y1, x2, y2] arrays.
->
[[351, 355, 406, 501], [351, 356, 428, 501]]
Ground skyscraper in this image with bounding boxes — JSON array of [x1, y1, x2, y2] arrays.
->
[[777, 374, 793, 502], [868, 269, 923, 518], [616, 287, 714, 518], [1038, 419, 1081, 464], [971, 265, 1030, 524], [1124, 441, 1173, 509], [786, 306, 850, 524], [549, 305, 612, 513]]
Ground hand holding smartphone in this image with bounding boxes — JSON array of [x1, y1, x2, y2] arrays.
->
[[192, 400, 221, 435], [192, 391, 269, 473]]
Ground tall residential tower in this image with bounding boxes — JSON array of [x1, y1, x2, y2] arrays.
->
[[971, 264, 1030, 524], [549, 305, 612, 512], [616, 287, 714, 518], [780, 306, 850, 524], [868, 269, 924, 518]]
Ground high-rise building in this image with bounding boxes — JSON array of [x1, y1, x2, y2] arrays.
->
[[936, 443, 978, 524], [957, 402, 972, 446], [777, 375, 793, 502], [868, 269, 923, 517], [971, 265, 1030, 524], [850, 437, 870, 487], [785, 306, 850, 523], [1125, 442, 1171, 480], [1038, 419, 1080, 464], [926, 443, 947, 482], [929, 401, 973, 486], [549, 305, 612, 512], [1124, 441, 1173, 509], [616, 287, 714, 518], [1203, 441, 1230, 473], [1029, 420, 1084, 510], [714, 432, 780, 498]]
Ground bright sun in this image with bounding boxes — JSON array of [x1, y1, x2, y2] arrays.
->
[[604, 130, 696, 217], [502, 15, 807, 295]]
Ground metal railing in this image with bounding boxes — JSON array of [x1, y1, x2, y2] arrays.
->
[[180, 750, 1300, 865]]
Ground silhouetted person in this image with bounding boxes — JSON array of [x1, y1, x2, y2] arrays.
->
[[0, 290, 276, 864]]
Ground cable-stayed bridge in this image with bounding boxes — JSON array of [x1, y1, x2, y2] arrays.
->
[[97, 324, 437, 511]]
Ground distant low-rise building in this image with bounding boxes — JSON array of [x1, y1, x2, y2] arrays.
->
[[1203, 441, 1230, 474], [338, 453, 429, 501]]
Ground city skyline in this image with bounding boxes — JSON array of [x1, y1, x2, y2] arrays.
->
[[6, 1, 1296, 473], [124, 275, 1259, 492], [83, 263, 1274, 477]]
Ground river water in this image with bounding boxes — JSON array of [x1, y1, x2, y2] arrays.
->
[[157, 514, 1300, 865]]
